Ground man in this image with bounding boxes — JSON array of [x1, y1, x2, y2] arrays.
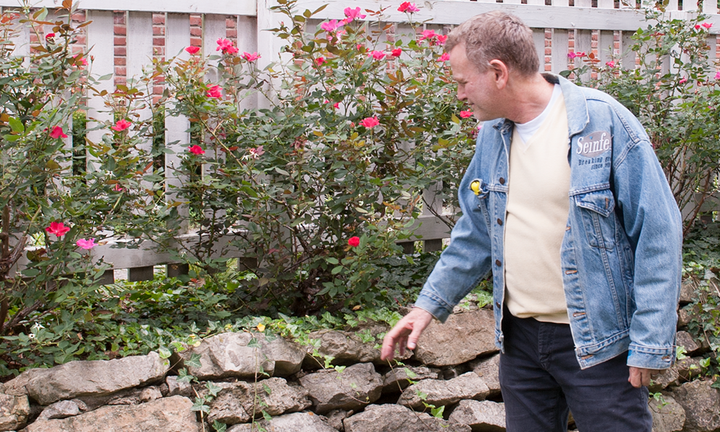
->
[[380, 11, 682, 432]]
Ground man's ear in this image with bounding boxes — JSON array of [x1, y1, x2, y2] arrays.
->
[[488, 59, 509, 89]]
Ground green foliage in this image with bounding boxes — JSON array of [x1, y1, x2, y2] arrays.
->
[[0, 0, 474, 343], [680, 222, 720, 383], [564, 6, 720, 236]]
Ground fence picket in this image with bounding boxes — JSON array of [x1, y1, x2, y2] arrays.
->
[[85, 10, 114, 174], [164, 12, 191, 236]]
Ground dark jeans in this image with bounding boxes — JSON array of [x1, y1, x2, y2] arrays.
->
[[499, 310, 652, 432]]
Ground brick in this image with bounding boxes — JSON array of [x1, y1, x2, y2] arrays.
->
[[226, 18, 237, 27], [75, 35, 86, 45], [114, 57, 126, 66], [114, 14, 126, 25], [153, 14, 165, 25], [114, 36, 126, 46], [153, 47, 165, 56], [153, 37, 164, 46], [190, 15, 202, 26], [115, 46, 127, 56], [115, 66, 126, 76], [115, 77, 126, 86], [114, 25, 127, 35], [190, 37, 202, 46], [153, 26, 165, 36], [227, 29, 237, 38], [190, 27, 202, 37]]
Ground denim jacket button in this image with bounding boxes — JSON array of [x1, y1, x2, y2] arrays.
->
[[496, 218, 503, 225], [499, 177, 506, 185], [495, 259, 502, 266]]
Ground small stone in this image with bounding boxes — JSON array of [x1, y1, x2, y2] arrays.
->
[[325, 409, 352, 431], [676, 331, 702, 356], [139, 386, 163, 402], [470, 354, 501, 397], [37, 400, 81, 420], [382, 366, 439, 393], [448, 399, 506, 430], [0, 394, 30, 430], [166, 376, 194, 398]]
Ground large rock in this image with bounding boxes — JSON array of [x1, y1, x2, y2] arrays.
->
[[4, 352, 169, 405], [208, 377, 310, 424], [227, 412, 337, 432], [398, 372, 490, 410], [448, 399, 506, 431], [305, 326, 397, 367], [414, 309, 497, 367], [298, 363, 383, 414], [470, 354, 501, 397], [671, 379, 720, 432], [177, 332, 304, 380], [22, 395, 200, 432], [649, 394, 685, 432], [343, 404, 471, 432], [0, 394, 30, 431]]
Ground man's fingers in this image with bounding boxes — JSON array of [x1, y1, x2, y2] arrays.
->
[[628, 367, 658, 388]]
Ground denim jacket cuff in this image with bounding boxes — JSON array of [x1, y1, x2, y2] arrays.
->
[[413, 293, 453, 323], [627, 344, 675, 370]]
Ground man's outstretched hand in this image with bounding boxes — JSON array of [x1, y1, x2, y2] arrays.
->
[[380, 307, 434, 361]]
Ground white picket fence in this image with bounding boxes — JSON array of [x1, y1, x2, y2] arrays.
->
[[2, 0, 718, 282]]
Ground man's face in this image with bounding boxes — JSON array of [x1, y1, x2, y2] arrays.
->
[[449, 44, 499, 121]]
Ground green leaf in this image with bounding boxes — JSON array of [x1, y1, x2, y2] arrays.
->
[[331, 266, 343, 275], [8, 117, 23, 133], [185, 353, 202, 369], [157, 346, 172, 359], [326, 257, 339, 265]]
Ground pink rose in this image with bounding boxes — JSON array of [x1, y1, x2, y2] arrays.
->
[[360, 117, 380, 128], [76, 238, 96, 250], [189, 145, 205, 155], [50, 126, 68, 139], [46, 221, 70, 237], [111, 119, 131, 131], [398, 2, 420, 12], [344, 7, 366, 21], [207, 85, 223, 99]]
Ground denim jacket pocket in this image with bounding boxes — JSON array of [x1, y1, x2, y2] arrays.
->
[[574, 188, 616, 249]]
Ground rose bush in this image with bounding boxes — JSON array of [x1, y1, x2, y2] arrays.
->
[[149, 0, 477, 315]]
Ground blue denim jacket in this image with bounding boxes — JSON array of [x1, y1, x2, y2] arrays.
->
[[415, 75, 682, 370]]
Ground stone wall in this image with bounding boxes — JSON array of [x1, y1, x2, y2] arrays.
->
[[1, 291, 718, 431]]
